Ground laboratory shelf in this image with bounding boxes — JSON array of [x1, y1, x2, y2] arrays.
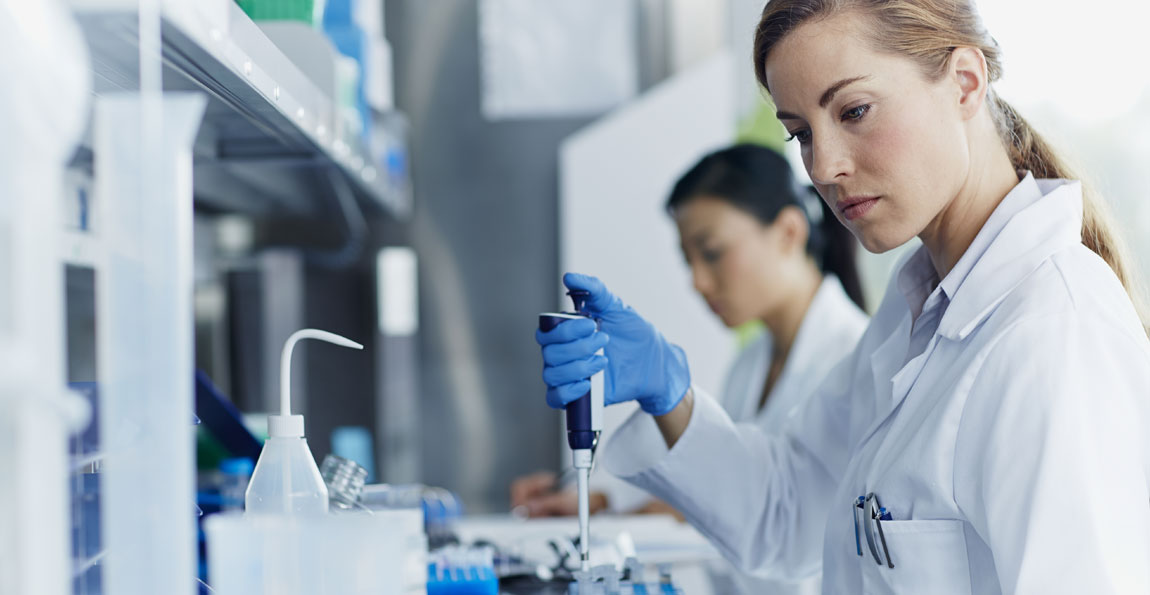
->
[[71, 0, 408, 218], [62, 230, 103, 269], [72, 451, 107, 472]]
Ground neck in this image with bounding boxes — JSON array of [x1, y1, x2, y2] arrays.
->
[[919, 132, 1020, 279], [761, 264, 822, 361]]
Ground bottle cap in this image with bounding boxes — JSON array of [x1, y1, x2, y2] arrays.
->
[[268, 414, 305, 438]]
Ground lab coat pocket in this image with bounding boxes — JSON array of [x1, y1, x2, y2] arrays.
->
[[860, 519, 972, 595]]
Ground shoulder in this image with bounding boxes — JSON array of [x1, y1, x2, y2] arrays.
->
[[989, 244, 1147, 350], [964, 244, 1150, 413]]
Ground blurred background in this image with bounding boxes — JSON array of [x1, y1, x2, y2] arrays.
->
[[183, 0, 1150, 515]]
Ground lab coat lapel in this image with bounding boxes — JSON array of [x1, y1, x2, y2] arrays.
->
[[768, 277, 849, 423], [937, 179, 1083, 340], [868, 313, 912, 425]]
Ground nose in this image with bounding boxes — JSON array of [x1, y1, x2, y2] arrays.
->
[[691, 261, 715, 297], [807, 133, 852, 186]]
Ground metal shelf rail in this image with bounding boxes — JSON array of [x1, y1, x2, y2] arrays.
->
[[72, 0, 409, 218]]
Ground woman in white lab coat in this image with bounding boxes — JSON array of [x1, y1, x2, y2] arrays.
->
[[517, 144, 869, 593], [535, 0, 1150, 593], [666, 145, 869, 594]]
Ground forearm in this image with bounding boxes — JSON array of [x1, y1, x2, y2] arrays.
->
[[605, 391, 832, 579], [653, 387, 694, 448]]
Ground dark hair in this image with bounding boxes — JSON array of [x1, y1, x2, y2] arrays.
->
[[666, 143, 866, 311]]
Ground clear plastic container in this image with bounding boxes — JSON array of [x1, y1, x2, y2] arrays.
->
[[204, 510, 427, 595], [245, 434, 329, 516]]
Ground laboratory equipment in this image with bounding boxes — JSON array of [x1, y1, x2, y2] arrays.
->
[[361, 483, 463, 547], [205, 510, 426, 595], [0, 2, 92, 593], [245, 329, 363, 515], [236, 0, 326, 24], [320, 453, 368, 510], [426, 545, 498, 595], [331, 425, 377, 482], [195, 370, 263, 462], [539, 289, 605, 572], [568, 559, 682, 595]]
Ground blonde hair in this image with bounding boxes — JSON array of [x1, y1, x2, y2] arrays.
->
[[753, 0, 1148, 328]]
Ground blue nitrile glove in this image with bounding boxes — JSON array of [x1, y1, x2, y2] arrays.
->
[[535, 273, 690, 416]]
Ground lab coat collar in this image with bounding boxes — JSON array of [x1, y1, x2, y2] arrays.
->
[[936, 173, 1083, 340], [783, 275, 855, 380], [746, 275, 857, 424]]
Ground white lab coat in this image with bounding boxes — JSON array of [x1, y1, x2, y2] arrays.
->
[[710, 276, 867, 595], [593, 276, 867, 593], [605, 174, 1150, 594]]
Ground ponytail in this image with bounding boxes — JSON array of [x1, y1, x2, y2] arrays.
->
[[991, 93, 1148, 329], [812, 191, 866, 311]]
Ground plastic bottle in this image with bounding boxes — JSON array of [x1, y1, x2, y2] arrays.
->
[[245, 329, 363, 515]]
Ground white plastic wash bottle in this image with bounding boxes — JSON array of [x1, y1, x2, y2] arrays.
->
[[245, 329, 363, 515]]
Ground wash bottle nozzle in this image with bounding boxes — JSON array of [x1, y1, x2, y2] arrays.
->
[[268, 329, 364, 438]]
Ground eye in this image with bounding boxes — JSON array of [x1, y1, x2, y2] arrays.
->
[[785, 129, 812, 145], [701, 247, 724, 264], [842, 104, 871, 121]]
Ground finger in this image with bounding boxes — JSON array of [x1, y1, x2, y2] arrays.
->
[[562, 272, 616, 314], [526, 490, 578, 517], [536, 317, 597, 346], [546, 381, 591, 409], [542, 355, 607, 388], [541, 331, 609, 366], [510, 472, 557, 506]]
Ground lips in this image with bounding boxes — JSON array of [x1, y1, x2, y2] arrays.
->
[[837, 195, 880, 221]]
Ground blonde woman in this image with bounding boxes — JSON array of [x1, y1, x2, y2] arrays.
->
[[535, 1, 1150, 592]]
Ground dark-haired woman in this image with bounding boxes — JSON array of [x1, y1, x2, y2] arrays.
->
[[516, 144, 867, 594]]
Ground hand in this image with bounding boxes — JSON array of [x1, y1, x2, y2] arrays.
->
[[536, 273, 690, 416], [510, 471, 559, 510], [509, 471, 608, 517]]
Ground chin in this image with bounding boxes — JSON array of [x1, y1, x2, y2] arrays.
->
[[858, 228, 914, 254], [719, 312, 747, 329]]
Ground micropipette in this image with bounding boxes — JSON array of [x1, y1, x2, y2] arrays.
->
[[538, 289, 604, 571]]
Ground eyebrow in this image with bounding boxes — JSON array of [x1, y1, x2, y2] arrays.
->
[[775, 75, 872, 120], [687, 231, 712, 248]]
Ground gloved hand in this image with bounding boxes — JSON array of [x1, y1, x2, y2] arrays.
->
[[536, 273, 690, 416]]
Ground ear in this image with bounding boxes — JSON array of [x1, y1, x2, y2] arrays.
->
[[770, 206, 810, 257], [948, 46, 989, 120]]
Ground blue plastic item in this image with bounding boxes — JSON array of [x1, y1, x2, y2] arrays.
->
[[194, 370, 262, 461], [427, 546, 498, 595], [324, 25, 371, 139], [331, 426, 376, 483], [322, 0, 356, 28]]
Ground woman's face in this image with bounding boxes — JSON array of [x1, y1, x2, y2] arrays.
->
[[765, 13, 972, 253], [675, 196, 805, 328]]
